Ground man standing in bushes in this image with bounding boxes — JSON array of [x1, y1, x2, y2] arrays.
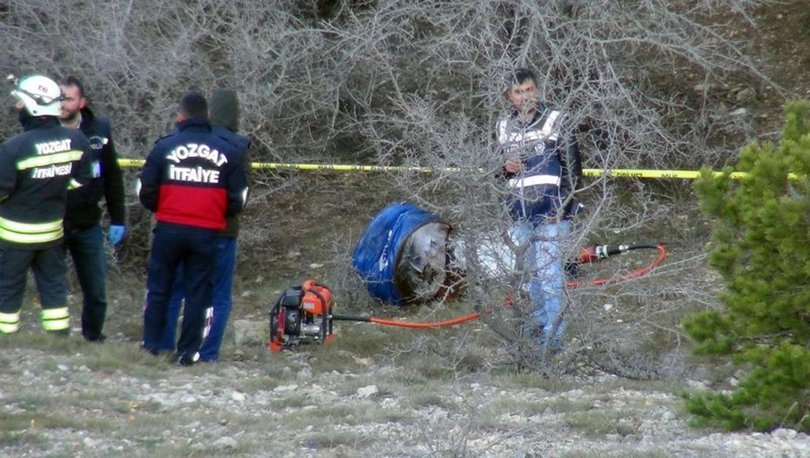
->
[[496, 67, 582, 352], [0, 74, 92, 335], [159, 89, 250, 362], [59, 76, 127, 343], [139, 91, 248, 366]]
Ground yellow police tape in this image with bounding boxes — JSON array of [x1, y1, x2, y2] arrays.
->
[[117, 159, 765, 179]]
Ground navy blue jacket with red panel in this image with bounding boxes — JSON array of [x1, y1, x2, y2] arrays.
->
[[139, 117, 248, 230]]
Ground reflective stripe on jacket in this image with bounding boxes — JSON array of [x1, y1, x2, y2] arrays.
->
[[497, 107, 568, 222], [0, 216, 63, 244], [0, 116, 92, 248]]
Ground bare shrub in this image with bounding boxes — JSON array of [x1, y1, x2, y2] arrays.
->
[[0, 0, 779, 373], [314, 0, 775, 371]]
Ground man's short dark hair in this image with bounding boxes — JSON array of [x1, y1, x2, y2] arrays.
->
[[505, 68, 537, 90], [179, 91, 208, 119], [59, 75, 85, 98]]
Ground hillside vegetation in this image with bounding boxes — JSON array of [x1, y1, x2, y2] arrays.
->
[[1, 0, 809, 456]]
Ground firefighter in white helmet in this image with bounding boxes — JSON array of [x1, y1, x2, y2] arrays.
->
[[0, 74, 93, 335]]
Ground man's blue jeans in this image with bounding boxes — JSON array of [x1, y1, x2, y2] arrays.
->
[[64, 223, 108, 341], [160, 236, 237, 361], [512, 219, 570, 350]]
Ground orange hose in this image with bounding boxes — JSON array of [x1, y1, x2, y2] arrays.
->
[[368, 313, 481, 329], [566, 244, 667, 288]]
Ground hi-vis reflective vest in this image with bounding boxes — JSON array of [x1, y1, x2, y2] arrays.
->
[[0, 117, 91, 248], [497, 108, 570, 223]]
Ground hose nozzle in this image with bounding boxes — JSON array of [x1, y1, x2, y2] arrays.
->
[[575, 244, 631, 264]]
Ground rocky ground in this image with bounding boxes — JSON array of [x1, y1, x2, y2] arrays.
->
[[3, 286, 810, 458], [2, 341, 809, 458]]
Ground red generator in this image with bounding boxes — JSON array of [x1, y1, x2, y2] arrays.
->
[[268, 280, 333, 352]]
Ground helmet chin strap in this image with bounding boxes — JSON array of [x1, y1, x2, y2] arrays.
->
[[9, 74, 64, 117], [16, 87, 63, 106]]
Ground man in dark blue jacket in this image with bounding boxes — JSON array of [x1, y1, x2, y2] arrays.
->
[[139, 91, 248, 365], [60, 76, 127, 342], [160, 89, 250, 362], [496, 67, 582, 351]]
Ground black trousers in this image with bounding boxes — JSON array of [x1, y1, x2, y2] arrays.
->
[[0, 243, 67, 313], [141, 223, 217, 358], [64, 223, 108, 341]]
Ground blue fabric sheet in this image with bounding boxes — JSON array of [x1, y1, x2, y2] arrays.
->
[[351, 202, 442, 306]]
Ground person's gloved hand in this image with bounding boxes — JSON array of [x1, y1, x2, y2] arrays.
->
[[107, 225, 126, 246]]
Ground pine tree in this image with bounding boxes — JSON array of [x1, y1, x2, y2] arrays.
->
[[685, 100, 810, 432]]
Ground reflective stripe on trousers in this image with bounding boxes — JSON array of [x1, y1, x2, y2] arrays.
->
[[0, 311, 20, 333], [41, 306, 70, 332]]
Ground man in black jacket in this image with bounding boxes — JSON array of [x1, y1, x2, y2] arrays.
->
[[0, 74, 93, 335], [59, 76, 127, 342]]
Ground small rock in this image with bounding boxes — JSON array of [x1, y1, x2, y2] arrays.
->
[[352, 356, 372, 366], [274, 384, 298, 393], [734, 88, 756, 103], [297, 366, 313, 380], [82, 437, 100, 448], [232, 319, 267, 346], [686, 379, 708, 390], [771, 428, 797, 440], [694, 83, 714, 93], [212, 436, 238, 449], [357, 385, 378, 398]]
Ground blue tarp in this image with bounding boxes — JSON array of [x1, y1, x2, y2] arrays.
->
[[351, 202, 443, 306]]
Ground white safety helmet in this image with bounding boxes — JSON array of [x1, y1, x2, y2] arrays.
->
[[10, 74, 63, 117]]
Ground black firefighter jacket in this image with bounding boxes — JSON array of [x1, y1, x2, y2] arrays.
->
[[0, 115, 93, 249]]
